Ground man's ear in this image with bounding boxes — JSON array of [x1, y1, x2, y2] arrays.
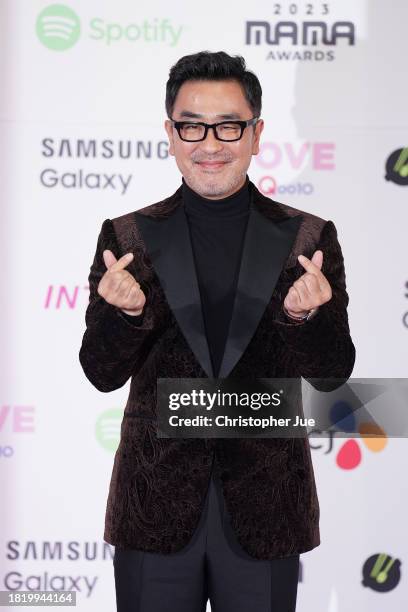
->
[[164, 119, 175, 156], [252, 119, 264, 156]]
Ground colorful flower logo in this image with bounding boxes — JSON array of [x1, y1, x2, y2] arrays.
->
[[330, 400, 387, 470]]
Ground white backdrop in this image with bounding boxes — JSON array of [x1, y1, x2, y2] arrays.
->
[[1, 0, 408, 610]]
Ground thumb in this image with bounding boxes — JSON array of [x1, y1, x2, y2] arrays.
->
[[311, 249, 323, 270], [103, 249, 117, 269]]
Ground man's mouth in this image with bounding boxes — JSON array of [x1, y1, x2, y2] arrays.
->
[[196, 161, 228, 169]]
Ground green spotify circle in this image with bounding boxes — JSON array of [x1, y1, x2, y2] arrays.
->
[[96, 409, 124, 453], [36, 4, 80, 51]]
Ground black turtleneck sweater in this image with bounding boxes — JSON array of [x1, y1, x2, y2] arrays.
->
[[120, 175, 251, 378], [182, 176, 250, 377]]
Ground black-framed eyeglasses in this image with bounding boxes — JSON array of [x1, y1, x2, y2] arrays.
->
[[169, 117, 259, 142]]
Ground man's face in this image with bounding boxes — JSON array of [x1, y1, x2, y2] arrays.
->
[[164, 79, 264, 199]]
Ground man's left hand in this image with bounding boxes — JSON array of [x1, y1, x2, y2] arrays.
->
[[283, 250, 333, 317]]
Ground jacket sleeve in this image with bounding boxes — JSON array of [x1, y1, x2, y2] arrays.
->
[[78, 218, 155, 392], [273, 220, 356, 391]]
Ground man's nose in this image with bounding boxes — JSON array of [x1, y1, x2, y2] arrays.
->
[[200, 127, 224, 153]]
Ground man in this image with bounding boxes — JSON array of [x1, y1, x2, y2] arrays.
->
[[79, 51, 355, 611]]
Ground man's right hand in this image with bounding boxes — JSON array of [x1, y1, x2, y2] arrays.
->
[[98, 250, 146, 316]]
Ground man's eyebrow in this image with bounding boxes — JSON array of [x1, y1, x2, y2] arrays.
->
[[178, 111, 242, 120]]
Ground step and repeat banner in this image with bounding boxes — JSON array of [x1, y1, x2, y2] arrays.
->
[[1, 0, 407, 610]]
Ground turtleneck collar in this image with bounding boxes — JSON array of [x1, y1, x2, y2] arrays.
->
[[182, 175, 250, 218]]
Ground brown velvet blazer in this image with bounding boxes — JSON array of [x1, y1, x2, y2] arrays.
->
[[79, 179, 355, 559]]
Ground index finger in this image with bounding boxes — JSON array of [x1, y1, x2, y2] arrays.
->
[[297, 254, 327, 292], [297, 254, 322, 275], [108, 252, 134, 272]]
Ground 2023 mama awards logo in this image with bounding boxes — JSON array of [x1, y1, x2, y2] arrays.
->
[[36, 4, 183, 50]]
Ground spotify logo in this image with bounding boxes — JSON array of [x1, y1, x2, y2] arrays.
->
[[36, 4, 80, 51], [95, 409, 123, 452], [36, 5, 183, 50]]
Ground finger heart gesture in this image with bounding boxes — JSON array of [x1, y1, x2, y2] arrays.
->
[[283, 250, 332, 318]]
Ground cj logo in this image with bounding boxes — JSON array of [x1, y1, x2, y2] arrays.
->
[[36, 4, 80, 51], [362, 553, 401, 592], [330, 400, 387, 470], [385, 147, 408, 186], [95, 409, 123, 452]]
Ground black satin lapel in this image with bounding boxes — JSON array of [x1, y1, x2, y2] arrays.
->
[[218, 207, 303, 379], [134, 207, 214, 378]]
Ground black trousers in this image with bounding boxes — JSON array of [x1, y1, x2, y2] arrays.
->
[[113, 470, 300, 612]]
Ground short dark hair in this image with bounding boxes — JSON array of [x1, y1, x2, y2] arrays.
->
[[165, 50, 262, 120]]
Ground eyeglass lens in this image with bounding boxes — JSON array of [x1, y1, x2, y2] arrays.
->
[[180, 122, 242, 141]]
